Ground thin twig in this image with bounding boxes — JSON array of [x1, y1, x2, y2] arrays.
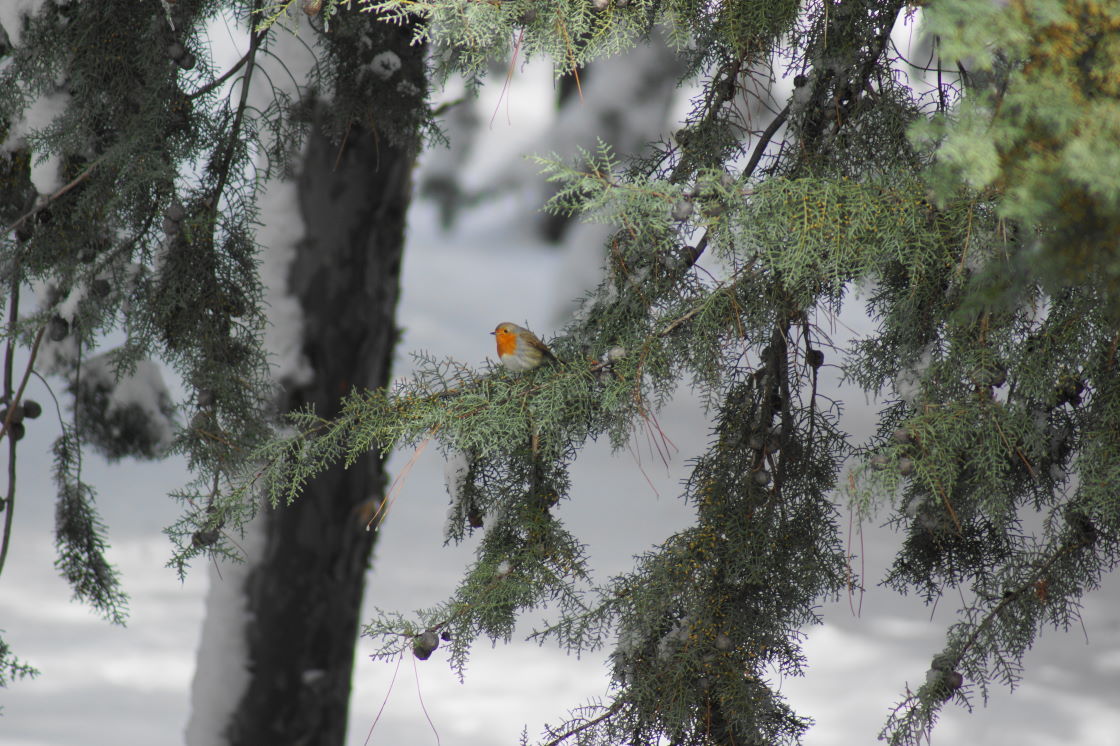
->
[[490, 28, 523, 128], [0, 279, 46, 577], [3, 270, 15, 395], [431, 95, 467, 117], [953, 534, 1095, 667], [0, 273, 18, 579], [332, 121, 353, 173], [659, 304, 707, 338], [0, 327, 46, 444], [668, 101, 789, 275], [31, 370, 64, 424], [0, 407, 13, 579], [411, 654, 441, 746], [211, 1, 265, 212], [934, 478, 963, 534], [364, 435, 432, 531], [657, 266, 753, 338], [189, 47, 254, 99], [2, 156, 105, 237], [362, 652, 404, 746], [542, 701, 623, 746], [742, 103, 790, 181]]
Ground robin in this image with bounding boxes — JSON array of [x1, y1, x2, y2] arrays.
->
[[491, 322, 558, 372]]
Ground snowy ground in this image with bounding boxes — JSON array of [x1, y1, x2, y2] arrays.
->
[[4, 189, 1119, 745], [2, 50, 1119, 746]]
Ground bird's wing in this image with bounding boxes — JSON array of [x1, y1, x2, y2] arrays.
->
[[530, 336, 559, 362]]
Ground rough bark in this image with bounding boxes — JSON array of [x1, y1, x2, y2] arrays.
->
[[226, 115, 411, 746]]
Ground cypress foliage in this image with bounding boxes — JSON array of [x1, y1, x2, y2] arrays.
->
[[1, 0, 287, 585], [0, 0, 432, 687], [3, 0, 1119, 744], [238, 1, 1120, 744]]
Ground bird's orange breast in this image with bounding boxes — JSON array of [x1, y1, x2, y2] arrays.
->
[[494, 329, 518, 357]]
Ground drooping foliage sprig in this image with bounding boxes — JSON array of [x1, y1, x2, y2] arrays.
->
[[0, 1, 294, 603], [229, 1, 1120, 744], [0, 0, 438, 660], [4, 0, 1120, 744]]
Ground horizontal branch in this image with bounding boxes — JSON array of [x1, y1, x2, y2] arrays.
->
[[543, 701, 623, 746]]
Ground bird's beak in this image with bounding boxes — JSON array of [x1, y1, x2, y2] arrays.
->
[[489, 331, 495, 335]]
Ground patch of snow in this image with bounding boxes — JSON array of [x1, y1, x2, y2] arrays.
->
[[791, 75, 815, 109], [395, 79, 420, 97], [2, 89, 70, 195], [251, 14, 317, 387], [55, 277, 87, 323], [257, 176, 313, 387], [35, 333, 79, 377], [370, 50, 401, 80], [184, 510, 267, 746], [30, 277, 78, 375], [84, 353, 176, 454], [104, 360, 173, 440], [0, 0, 48, 47], [187, 15, 318, 741], [604, 346, 626, 363]]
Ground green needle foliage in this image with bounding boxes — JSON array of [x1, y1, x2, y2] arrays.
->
[[231, 2, 1120, 744], [236, 0, 1120, 744], [4, 0, 1119, 744], [0, 0, 432, 683], [1, 0, 288, 580]]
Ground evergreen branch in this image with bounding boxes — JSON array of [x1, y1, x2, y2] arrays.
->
[[0, 636, 39, 686], [0, 327, 46, 446], [742, 103, 789, 180], [1, 156, 104, 238], [954, 533, 1097, 669], [0, 267, 46, 578], [793, 0, 906, 160], [51, 428, 130, 625], [189, 47, 255, 100], [662, 73, 787, 274], [541, 701, 623, 746], [211, 0, 267, 211], [669, 53, 745, 182], [254, 1, 300, 32], [883, 527, 1104, 745], [656, 268, 751, 338], [0, 1, 1102, 743], [526, 584, 623, 652]]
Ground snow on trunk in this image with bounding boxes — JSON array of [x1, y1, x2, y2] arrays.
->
[[183, 511, 267, 746], [1, 1, 69, 195], [0, 0, 49, 47], [184, 11, 316, 744], [1, 89, 70, 196]]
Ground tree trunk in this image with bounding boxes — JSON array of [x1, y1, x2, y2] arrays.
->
[[225, 114, 411, 746]]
